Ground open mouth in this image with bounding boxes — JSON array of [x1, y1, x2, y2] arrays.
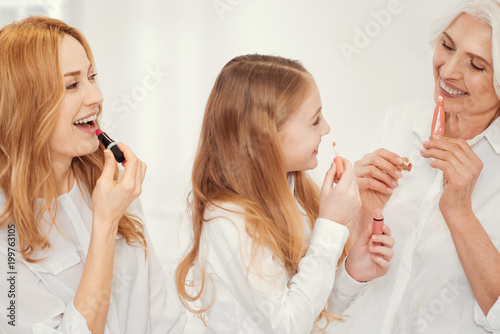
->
[[440, 79, 467, 96], [74, 114, 97, 130]]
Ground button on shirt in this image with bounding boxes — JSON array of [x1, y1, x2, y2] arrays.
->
[[0, 181, 186, 334], [194, 176, 368, 333], [334, 99, 500, 333]]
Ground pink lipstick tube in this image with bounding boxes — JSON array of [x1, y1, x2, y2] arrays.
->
[[430, 94, 445, 139], [372, 209, 384, 246]]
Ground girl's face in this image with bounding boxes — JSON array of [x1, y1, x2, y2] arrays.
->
[[48, 35, 102, 167], [433, 13, 500, 120], [279, 78, 330, 173]]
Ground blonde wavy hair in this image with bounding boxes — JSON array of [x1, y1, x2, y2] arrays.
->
[[0, 16, 146, 262], [176, 54, 350, 330]]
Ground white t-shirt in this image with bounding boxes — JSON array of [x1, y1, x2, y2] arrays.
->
[[0, 180, 186, 334], [333, 99, 500, 333]]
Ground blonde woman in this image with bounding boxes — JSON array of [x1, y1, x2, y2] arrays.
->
[[177, 54, 395, 333], [0, 17, 185, 333]]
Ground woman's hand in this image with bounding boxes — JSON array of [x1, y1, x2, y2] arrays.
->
[[354, 148, 405, 214], [345, 223, 394, 282], [420, 136, 482, 222], [319, 160, 361, 225], [91, 143, 147, 233]]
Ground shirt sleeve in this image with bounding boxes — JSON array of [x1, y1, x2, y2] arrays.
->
[[327, 258, 370, 315], [0, 253, 91, 334], [474, 298, 500, 333], [200, 207, 349, 333], [143, 225, 187, 334], [126, 198, 187, 334]]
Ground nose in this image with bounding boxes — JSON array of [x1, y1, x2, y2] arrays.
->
[[84, 80, 103, 107], [438, 54, 462, 82], [321, 118, 330, 136]]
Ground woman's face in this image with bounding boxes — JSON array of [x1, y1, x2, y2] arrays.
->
[[433, 13, 500, 119], [278, 77, 330, 173], [48, 35, 102, 166]]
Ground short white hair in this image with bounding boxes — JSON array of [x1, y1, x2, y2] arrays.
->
[[430, 0, 500, 98]]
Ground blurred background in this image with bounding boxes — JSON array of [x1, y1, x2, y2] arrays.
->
[[0, 0, 462, 332]]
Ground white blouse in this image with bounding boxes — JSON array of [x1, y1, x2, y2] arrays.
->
[[334, 99, 500, 333], [0, 180, 186, 334], [193, 177, 368, 333]]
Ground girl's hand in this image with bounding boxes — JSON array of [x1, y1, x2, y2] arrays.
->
[[319, 160, 361, 225], [354, 148, 404, 214], [345, 223, 394, 282], [91, 143, 147, 233], [420, 136, 482, 222]]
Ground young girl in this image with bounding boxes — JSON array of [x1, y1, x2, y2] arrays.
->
[[177, 54, 394, 333], [0, 17, 185, 333]]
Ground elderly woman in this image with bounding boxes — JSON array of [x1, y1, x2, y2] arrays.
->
[[336, 0, 500, 333]]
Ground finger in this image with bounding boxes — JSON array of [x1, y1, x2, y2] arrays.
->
[[116, 143, 139, 183], [381, 223, 392, 237], [356, 165, 399, 189], [371, 234, 395, 248], [321, 162, 337, 191], [356, 148, 402, 167], [357, 177, 394, 195], [428, 137, 478, 162], [356, 154, 402, 181], [369, 245, 394, 260], [371, 254, 390, 269], [100, 149, 117, 181]]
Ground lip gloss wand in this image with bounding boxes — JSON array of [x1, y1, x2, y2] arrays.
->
[[333, 142, 344, 180]]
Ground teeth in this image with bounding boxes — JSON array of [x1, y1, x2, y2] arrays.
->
[[74, 114, 97, 125], [440, 79, 466, 95]]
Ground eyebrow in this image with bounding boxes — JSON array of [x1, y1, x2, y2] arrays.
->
[[443, 32, 492, 67], [63, 64, 93, 77]]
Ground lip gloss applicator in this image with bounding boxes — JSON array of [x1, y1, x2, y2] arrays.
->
[[95, 129, 125, 163], [430, 94, 445, 139], [332, 142, 344, 179], [372, 209, 384, 246]]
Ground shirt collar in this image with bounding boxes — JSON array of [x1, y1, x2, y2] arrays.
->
[[412, 100, 500, 155]]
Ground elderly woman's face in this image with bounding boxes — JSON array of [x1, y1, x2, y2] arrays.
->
[[433, 13, 500, 118]]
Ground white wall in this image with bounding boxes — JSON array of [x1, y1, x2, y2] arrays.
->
[[0, 0, 462, 332]]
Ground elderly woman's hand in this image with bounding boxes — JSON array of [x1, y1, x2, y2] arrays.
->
[[354, 148, 405, 214], [420, 136, 483, 222]]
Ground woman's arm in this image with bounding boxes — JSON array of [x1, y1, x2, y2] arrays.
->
[[421, 137, 500, 318], [73, 145, 146, 333]]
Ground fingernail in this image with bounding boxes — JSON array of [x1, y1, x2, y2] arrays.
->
[[392, 181, 398, 188], [395, 170, 402, 178], [422, 141, 429, 147], [386, 187, 393, 193], [372, 235, 378, 241], [420, 149, 426, 156], [395, 157, 403, 164], [104, 150, 111, 159], [433, 135, 441, 140]]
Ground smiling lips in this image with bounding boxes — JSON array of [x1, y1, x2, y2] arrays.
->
[[440, 78, 467, 96], [73, 113, 97, 131]]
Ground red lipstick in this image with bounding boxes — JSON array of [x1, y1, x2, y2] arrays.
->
[[95, 129, 125, 163], [372, 209, 384, 246]]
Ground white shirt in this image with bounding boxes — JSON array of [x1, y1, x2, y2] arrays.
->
[[333, 99, 500, 333], [0, 180, 186, 334], [194, 176, 368, 333]]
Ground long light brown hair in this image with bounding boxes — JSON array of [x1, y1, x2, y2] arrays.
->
[[176, 54, 350, 329], [0, 17, 146, 262]]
